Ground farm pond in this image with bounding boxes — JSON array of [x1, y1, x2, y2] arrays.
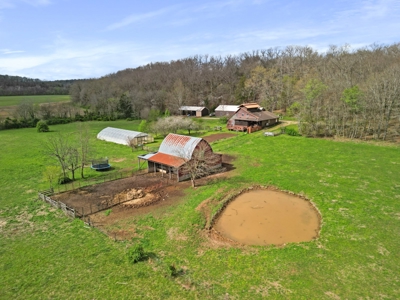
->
[[213, 189, 321, 246]]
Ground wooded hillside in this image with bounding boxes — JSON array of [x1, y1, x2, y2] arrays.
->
[[70, 43, 400, 141], [0, 75, 79, 96]]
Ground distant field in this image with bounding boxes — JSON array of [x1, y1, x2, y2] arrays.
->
[[0, 95, 70, 107]]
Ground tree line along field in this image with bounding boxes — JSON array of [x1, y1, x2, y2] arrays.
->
[[0, 95, 71, 120], [0, 120, 399, 299]]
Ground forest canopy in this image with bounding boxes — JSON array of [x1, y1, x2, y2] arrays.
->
[[69, 43, 400, 141], [0, 75, 81, 96]]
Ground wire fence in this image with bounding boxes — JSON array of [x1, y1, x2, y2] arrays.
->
[[37, 169, 163, 222], [38, 170, 142, 218], [54, 169, 146, 194]]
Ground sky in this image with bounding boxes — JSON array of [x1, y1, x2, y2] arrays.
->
[[0, 0, 399, 81]]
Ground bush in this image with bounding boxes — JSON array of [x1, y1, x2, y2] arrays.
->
[[219, 116, 228, 124], [127, 244, 145, 264], [36, 120, 49, 132], [285, 127, 301, 136], [58, 176, 72, 184]]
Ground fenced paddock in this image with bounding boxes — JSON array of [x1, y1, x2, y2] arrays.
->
[[37, 170, 170, 231], [53, 169, 146, 194]]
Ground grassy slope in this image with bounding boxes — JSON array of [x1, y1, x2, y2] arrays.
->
[[0, 121, 399, 299], [0, 95, 70, 107]]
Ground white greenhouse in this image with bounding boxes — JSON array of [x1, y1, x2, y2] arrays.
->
[[97, 127, 149, 146]]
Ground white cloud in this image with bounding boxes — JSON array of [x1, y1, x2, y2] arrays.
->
[[334, 0, 400, 21], [106, 0, 257, 31], [0, 49, 25, 54], [0, 37, 155, 80], [106, 6, 175, 30]]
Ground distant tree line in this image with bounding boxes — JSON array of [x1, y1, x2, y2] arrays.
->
[[0, 100, 119, 130], [0, 75, 82, 96], [70, 43, 400, 141]]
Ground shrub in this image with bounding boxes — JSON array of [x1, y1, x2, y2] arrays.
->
[[285, 127, 301, 136], [36, 120, 49, 132], [58, 176, 72, 184], [219, 116, 228, 124], [127, 244, 145, 264]]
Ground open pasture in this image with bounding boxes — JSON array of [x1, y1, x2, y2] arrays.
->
[[0, 95, 70, 107], [0, 120, 399, 299]]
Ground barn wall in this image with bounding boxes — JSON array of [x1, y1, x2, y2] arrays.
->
[[215, 111, 235, 118]]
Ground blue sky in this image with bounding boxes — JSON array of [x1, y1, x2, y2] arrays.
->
[[1, 0, 399, 80]]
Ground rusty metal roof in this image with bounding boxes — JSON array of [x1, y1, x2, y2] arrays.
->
[[241, 102, 260, 109], [145, 133, 202, 168], [158, 133, 202, 159], [139, 134, 203, 168], [148, 152, 186, 168]]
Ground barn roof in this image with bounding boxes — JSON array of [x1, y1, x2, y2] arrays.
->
[[232, 107, 279, 121], [215, 105, 240, 112], [148, 152, 186, 168], [179, 106, 207, 111], [146, 134, 203, 167], [97, 127, 147, 146], [158, 133, 202, 158], [240, 102, 260, 109]]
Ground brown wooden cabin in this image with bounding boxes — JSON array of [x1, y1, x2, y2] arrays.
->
[[227, 103, 279, 133]]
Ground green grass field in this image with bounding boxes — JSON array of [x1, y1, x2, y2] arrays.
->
[[0, 120, 399, 299], [0, 95, 70, 107]]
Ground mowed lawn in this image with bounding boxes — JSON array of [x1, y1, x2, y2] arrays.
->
[[0, 95, 70, 107], [0, 121, 399, 299]]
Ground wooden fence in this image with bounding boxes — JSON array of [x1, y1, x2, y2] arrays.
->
[[38, 189, 76, 218], [38, 170, 164, 219]]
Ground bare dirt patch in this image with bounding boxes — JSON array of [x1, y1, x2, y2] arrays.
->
[[203, 133, 237, 143], [212, 188, 321, 246], [52, 174, 174, 214]]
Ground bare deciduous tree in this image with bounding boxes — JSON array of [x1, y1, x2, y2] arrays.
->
[[175, 142, 223, 188], [43, 133, 72, 180]]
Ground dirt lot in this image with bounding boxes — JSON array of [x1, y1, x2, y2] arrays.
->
[[203, 132, 236, 143], [51, 133, 236, 240]]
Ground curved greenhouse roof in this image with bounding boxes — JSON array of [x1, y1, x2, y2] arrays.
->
[[97, 127, 148, 146]]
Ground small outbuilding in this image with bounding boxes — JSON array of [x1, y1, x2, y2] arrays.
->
[[227, 103, 279, 133], [179, 106, 209, 117], [97, 127, 149, 146], [214, 105, 240, 118], [138, 133, 222, 182]]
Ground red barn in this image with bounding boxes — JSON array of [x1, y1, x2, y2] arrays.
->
[[227, 103, 279, 133], [138, 133, 222, 182]]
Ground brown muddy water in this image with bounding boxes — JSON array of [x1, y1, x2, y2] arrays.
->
[[214, 189, 320, 246]]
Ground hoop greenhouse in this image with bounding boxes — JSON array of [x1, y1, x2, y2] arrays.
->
[[97, 127, 149, 146]]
